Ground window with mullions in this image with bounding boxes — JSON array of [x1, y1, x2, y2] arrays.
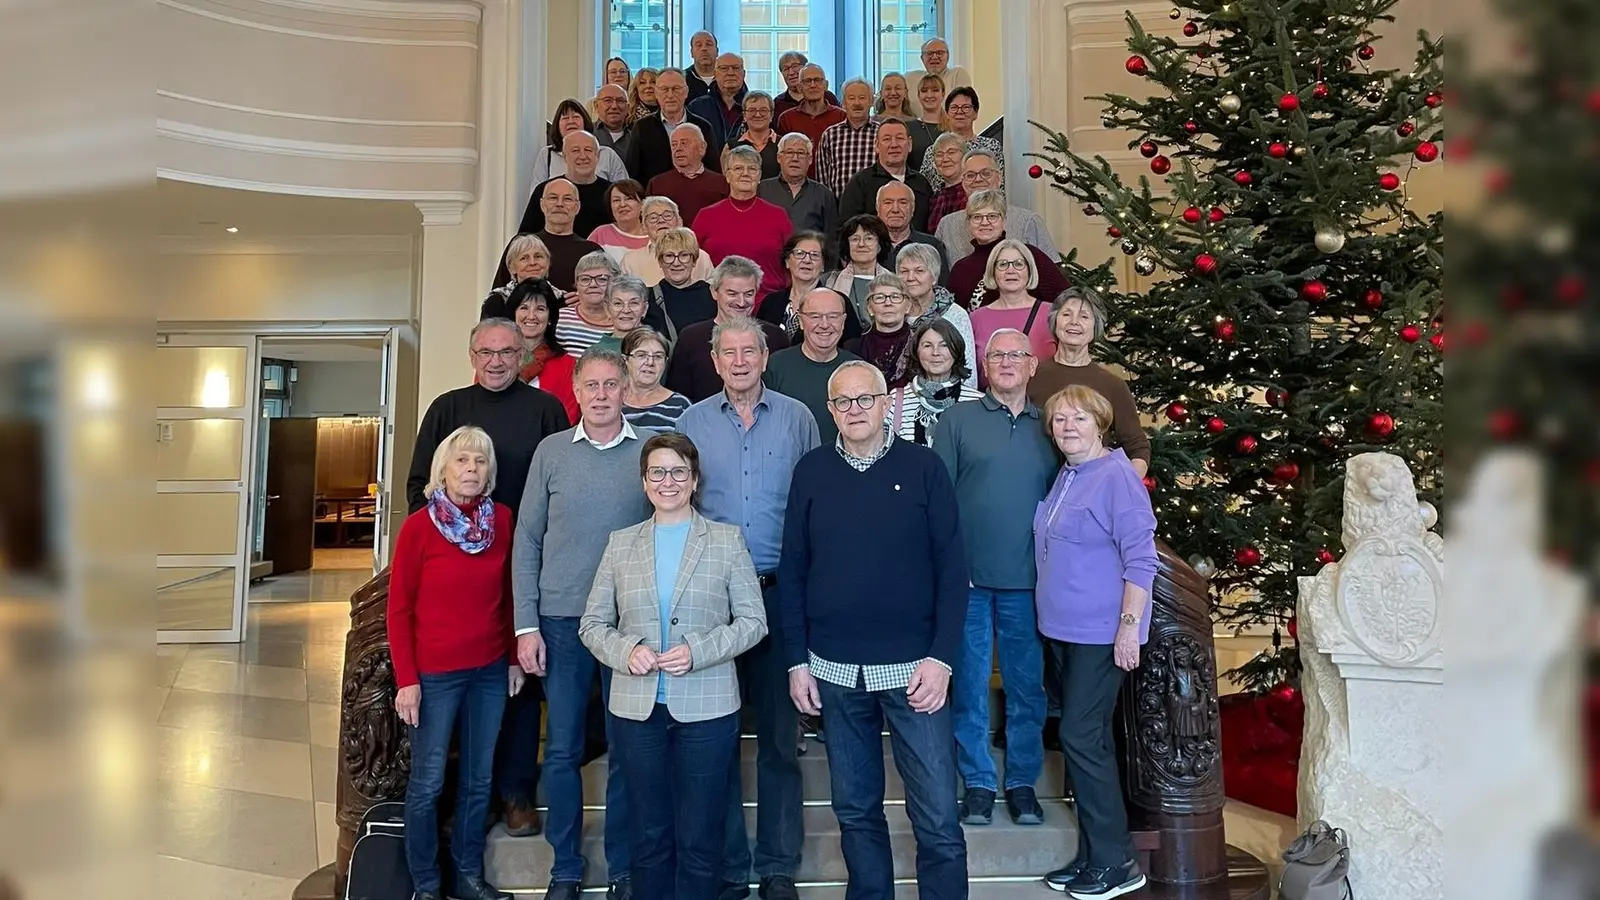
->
[[609, 0, 671, 74], [737, 0, 810, 93], [875, 0, 939, 80]]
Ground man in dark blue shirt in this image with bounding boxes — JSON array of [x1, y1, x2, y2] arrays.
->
[[778, 360, 970, 899]]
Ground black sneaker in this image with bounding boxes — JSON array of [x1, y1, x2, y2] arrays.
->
[[758, 874, 800, 900], [607, 876, 633, 900], [958, 787, 995, 825], [543, 881, 581, 900], [1042, 858, 1085, 892], [1066, 861, 1148, 898], [1006, 786, 1044, 824], [718, 880, 751, 900], [1043, 715, 1063, 752]]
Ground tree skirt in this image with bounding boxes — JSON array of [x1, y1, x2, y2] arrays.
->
[[1218, 685, 1303, 819]]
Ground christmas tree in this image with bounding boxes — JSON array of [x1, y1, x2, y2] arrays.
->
[[1028, 0, 1445, 692]]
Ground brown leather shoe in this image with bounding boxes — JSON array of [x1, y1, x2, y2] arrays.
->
[[502, 801, 541, 837]]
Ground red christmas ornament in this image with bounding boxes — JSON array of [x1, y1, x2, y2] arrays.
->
[[1208, 207, 1226, 223], [1214, 318, 1237, 342], [1300, 280, 1329, 303], [1379, 172, 1402, 191], [1183, 21, 1199, 36], [1194, 253, 1219, 275], [1235, 545, 1263, 567], [1268, 681, 1298, 703], [1028, 164, 1044, 179], [1315, 548, 1336, 565], [1268, 142, 1289, 158], [1083, 205, 1099, 217], [1363, 288, 1384, 309], [1266, 387, 1290, 408], [1424, 91, 1443, 108], [1357, 44, 1376, 60], [1205, 416, 1226, 434], [1142, 474, 1158, 493], [1125, 55, 1150, 76], [1587, 88, 1600, 114], [1312, 81, 1330, 99], [1397, 121, 1416, 137], [1429, 331, 1445, 351], [1107, 226, 1122, 238], [1414, 141, 1440, 162], [1196, 44, 1211, 59], [1140, 140, 1160, 158], [1151, 155, 1173, 175], [1367, 411, 1395, 437], [1166, 401, 1191, 423], [1183, 119, 1200, 134], [1272, 461, 1301, 484], [1556, 274, 1586, 305], [1182, 206, 1203, 224], [1235, 434, 1259, 455], [1488, 408, 1520, 441], [1287, 617, 1299, 640], [1233, 170, 1254, 186], [1278, 93, 1301, 112], [1399, 324, 1422, 343]]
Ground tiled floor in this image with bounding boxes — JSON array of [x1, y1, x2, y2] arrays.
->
[[156, 575, 1294, 898]]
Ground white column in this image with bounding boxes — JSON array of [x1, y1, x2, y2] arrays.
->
[[414, 201, 480, 409], [1000, 0, 1034, 211]]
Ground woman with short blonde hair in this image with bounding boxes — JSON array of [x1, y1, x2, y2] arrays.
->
[[647, 227, 717, 336], [621, 198, 715, 287], [969, 238, 1053, 386]]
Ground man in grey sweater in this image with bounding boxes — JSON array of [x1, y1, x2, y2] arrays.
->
[[514, 347, 654, 900]]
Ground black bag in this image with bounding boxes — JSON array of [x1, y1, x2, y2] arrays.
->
[[346, 801, 412, 900]]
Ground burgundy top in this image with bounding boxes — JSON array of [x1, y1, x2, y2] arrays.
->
[[926, 184, 968, 234], [947, 235, 1070, 310], [646, 169, 730, 233]]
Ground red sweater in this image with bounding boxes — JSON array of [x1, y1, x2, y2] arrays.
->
[[646, 169, 729, 234], [777, 105, 847, 176], [692, 197, 794, 296], [387, 504, 515, 688]]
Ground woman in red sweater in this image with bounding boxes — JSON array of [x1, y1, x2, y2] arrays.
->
[[388, 426, 522, 900], [487, 279, 578, 424], [691, 144, 793, 296]]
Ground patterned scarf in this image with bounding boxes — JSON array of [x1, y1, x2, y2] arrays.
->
[[855, 325, 914, 389], [912, 376, 963, 445], [518, 342, 556, 383], [909, 285, 957, 330], [427, 488, 496, 554]]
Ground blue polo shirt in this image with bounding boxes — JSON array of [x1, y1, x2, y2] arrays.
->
[[931, 393, 1059, 590], [675, 387, 820, 572]]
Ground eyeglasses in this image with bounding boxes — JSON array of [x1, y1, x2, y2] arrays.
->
[[994, 258, 1029, 271], [778, 149, 810, 158], [947, 104, 974, 114], [790, 249, 822, 262], [629, 350, 667, 363], [646, 466, 693, 483], [473, 348, 521, 361], [576, 274, 611, 287], [962, 169, 998, 182], [969, 212, 1004, 225], [984, 349, 1033, 364], [829, 393, 886, 412], [660, 251, 697, 263], [868, 292, 906, 306], [644, 212, 678, 224], [847, 233, 878, 245]]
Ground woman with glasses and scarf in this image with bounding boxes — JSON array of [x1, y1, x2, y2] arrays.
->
[[844, 273, 917, 390], [896, 242, 976, 388], [885, 317, 983, 447]]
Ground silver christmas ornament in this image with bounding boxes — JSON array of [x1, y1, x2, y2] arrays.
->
[[1119, 238, 1138, 255], [1188, 554, 1216, 578], [1102, 114, 1117, 129], [1314, 226, 1347, 253], [1417, 501, 1438, 530], [1134, 255, 1158, 276], [1538, 224, 1574, 256], [1219, 93, 1242, 114]]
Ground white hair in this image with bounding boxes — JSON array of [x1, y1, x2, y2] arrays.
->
[[875, 179, 915, 206], [777, 131, 814, 152], [425, 425, 497, 498], [983, 327, 1030, 356], [470, 317, 521, 349], [828, 359, 888, 396], [562, 129, 599, 150], [673, 122, 706, 144], [711, 316, 770, 355]]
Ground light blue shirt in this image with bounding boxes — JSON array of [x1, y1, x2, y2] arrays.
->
[[675, 388, 820, 572], [653, 520, 691, 702]]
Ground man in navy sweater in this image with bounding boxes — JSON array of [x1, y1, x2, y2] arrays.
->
[[778, 360, 970, 899]]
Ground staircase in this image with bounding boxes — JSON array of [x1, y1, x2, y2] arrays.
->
[[484, 722, 1080, 896]]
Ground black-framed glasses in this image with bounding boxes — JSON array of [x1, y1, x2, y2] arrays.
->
[[473, 348, 521, 361], [645, 466, 692, 483], [629, 350, 667, 363], [829, 393, 886, 412], [576, 273, 611, 287]]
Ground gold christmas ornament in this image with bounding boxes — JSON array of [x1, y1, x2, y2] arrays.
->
[[1219, 93, 1243, 114]]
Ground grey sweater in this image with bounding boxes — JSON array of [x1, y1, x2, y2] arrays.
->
[[514, 426, 655, 625]]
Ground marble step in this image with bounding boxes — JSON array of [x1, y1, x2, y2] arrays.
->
[[505, 880, 1066, 898], [484, 799, 1081, 889]]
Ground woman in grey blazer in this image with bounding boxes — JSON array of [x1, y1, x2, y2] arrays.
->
[[580, 432, 767, 900]]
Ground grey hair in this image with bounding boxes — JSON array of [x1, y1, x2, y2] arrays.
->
[[709, 255, 764, 293], [778, 50, 808, 68], [470, 317, 522, 349], [921, 36, 950, 51], [875, 179, 915, 206], [966, 187, 1007, 216], [743, 90, 774, 109], [562, 129, 599, 149], [931, 131, 967, 155], [894, 241, 944, 281], [640, 195, 680, 218], [827, 359, 888, 396], [962, 146, 1000, 167], [863, 273, 907, 324], [574, 250, 620, 277], [981, 238, 1038, 292], [573, 346, 629, 385], [1050, 286, 1109, 342], [724, 144, 764, 170], [797, 286, 847, 315], [673, 122, 706, 144], [656, 67, 686, 80], [711, 315, 769, 354], [503, 233, 549, 268], [983, 327, 1031, 357], [606, 274, 648, 303], [425, 425, 498, 498], [840, 77, 874, 95], [777, 131, 813, 152]]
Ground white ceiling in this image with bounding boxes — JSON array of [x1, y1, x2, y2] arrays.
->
[[261, 338, 384, 363], [157, 178, 422, 238]]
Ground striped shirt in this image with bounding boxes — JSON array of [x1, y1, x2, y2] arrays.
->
[[816, 118, 880, 197], [623, 392, 693, 430], [555, 306, 611, 355], [885, 381, 985, 447]]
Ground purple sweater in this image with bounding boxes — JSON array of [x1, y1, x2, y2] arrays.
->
[[1033, 448, 1159, 645]]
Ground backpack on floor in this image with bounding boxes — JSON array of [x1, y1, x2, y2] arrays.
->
[[1278, 819, 1353, 900], [346, 801, 413, 900]]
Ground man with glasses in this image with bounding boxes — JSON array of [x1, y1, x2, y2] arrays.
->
[[666, 256, 790, 401], [934, 149, 1059, 265], [773, 51, 838, 120], [518, 131, 615, 240], [592, 84, 634, 159], [763, 287, 859, 446], [815, 78, 880, 197], [626, 68, 720, 186], [931, 328, 1057, 829], [647, 123, 730, 233], [779, 359, 970, 899], [947, 189, 1068, 310], [688, 52, 750, 152], [522, 177, 604, 294], [758, 133, 838, 236], [775, 65, 846, 170], [514, 347, 655, 900], [905, 37, 973, 98], [676, 317, 820, 900]]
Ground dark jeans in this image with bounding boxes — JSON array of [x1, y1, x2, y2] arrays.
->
[[403, 658, 508, 893], [540, 615, 631, 884], [816, 675, 968, 900], [1049, 640, 1131, 869], [614, 705, 740, 900], [723, 583, 803, 883], [494, 672, 542, 806], [952, 587, 1045, 793]]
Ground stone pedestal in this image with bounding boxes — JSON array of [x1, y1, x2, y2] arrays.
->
[[1296, 452, 1443, 900]]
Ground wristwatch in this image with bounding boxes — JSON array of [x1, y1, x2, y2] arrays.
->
[[1119, 612, 1140, 626]]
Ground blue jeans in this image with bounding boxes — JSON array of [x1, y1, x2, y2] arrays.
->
[[540, 615, 631, 884], [816, 676, 968, 900], [723, 582, 804, 883], [614, 705, 739, 900], [403, 658, 508, 893], [952, 587, 1046, 793]]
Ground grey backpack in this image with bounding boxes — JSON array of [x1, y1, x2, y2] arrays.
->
[[1278, 819, 1352, 900]]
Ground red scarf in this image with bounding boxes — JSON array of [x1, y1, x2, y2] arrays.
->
[[519, 343, 555, 383]]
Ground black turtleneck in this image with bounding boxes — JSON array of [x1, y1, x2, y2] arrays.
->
[[405, 381, 569, 515]]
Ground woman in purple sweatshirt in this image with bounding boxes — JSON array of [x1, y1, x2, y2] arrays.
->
[[1033, 384, 1158, 900]]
